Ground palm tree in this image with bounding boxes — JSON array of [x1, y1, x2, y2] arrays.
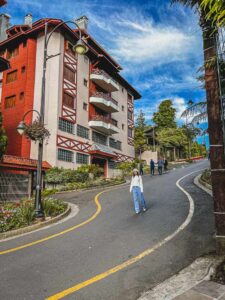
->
[[181, 101, 207, 124], [172, 0, 225, 253]]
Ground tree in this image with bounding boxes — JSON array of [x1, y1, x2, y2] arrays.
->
[[157, 127, 189, 159], [134, 110, 148, 156], [0, 113, 7, 160], [152, 100, 176, 129], [172, 0, 225, 253]]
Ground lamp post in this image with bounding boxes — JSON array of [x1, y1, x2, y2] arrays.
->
[[17, 19, 88, 218]]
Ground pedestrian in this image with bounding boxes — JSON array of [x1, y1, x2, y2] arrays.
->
[[139, 162, 144, 175], [164, 159, 168, 172], [150, 159, 155, 175], [130, 168, 147, 214], [157, 158, 164, 175]]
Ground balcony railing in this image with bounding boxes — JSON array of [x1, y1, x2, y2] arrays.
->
[[90, 68, 119, 92], [90, 115, 118, 127], [92, 92, 118, 106]]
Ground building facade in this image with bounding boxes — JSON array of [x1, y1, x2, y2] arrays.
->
[[0, 16, 141, 177]]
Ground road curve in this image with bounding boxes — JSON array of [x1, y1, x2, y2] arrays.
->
[[0, 160, 215, 300]]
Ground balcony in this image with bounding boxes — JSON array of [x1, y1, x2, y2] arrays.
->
[[90, 69, 119, 92], [90, 92, 119, 113], [89, 115, 119, 135]]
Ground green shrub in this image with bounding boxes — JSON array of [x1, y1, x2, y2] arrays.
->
[[19, 200, 35, 225], [42, 198, 67, 217], [42, 189, 58, 197]]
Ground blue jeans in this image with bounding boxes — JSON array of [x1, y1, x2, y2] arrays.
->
[[132, 186, 146, 213]]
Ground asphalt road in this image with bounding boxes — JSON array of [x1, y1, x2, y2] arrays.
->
[[0, 160, 215, 300]]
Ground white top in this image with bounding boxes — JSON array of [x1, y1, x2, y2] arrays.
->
[[130, 175, 143, 193]]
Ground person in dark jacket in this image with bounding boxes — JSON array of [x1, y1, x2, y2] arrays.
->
[[157, 158, 164, 175], [150, 159, 155, 175], [164, 159, 168, 171]]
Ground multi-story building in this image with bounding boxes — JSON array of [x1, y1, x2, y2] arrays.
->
[[0, 16, 141, 177]]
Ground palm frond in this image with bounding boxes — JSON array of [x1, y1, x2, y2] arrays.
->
[[181, 102, 207, 118], [171, 0, 199, 8], [191, 112, 208, 124]]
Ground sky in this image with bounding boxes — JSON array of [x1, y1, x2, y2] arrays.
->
[[3, 0, 208, 144]]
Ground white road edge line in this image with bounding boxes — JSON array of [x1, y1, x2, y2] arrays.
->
[[156, 169, 205, 247]]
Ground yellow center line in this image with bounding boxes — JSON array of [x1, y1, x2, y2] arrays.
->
[[46, 170, 199, 300], [0, 191, 103, 255]]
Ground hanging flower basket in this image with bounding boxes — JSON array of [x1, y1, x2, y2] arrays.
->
[[23, 119, 50, 143]]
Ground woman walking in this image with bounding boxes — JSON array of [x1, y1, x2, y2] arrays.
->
[[130, 169, 147, 214]]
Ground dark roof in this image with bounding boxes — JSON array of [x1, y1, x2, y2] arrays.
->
[[0, 18, 141, 100]]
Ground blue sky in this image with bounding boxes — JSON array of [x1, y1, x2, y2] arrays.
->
[[3, 0, 208, 144]]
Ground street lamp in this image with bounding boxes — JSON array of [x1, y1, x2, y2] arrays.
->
[[17, 19, 88, 218]]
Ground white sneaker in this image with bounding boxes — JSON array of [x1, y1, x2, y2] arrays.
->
[[143, 208, 147, 212]]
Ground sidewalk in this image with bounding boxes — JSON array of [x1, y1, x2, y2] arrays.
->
[[173, 280, 225, 300]]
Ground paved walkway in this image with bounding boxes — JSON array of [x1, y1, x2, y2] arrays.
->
[[174, 281, 225, 300]]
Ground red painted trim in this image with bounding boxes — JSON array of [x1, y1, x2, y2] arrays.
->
[[57, 135, 91, 153], [114, 152, 134, 162]]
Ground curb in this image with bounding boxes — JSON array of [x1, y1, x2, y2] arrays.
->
[[194, 174, 213, 196], [0, 203, 71, 240]]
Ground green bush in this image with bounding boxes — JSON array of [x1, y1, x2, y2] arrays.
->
[[117, 161, 137, 176], [42, 198, 67, 217], [42, 189, 58, 197], [0, 198, 67, 233], [19, 200, 35, 225]]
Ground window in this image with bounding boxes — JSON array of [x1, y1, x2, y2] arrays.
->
[[128, 110, 133, 120], [4, 95, 16, 109], [83, 79, 88, 87], [63, 92, 75, 109], [122, 124, 125, 130], [122, 105, 124, 111], [108, 160, 117, 169], [58, 148, 73, 162], [83, 102, 88, 111], [19, 92, 24, 101], [6, 47, 19, 59], [92, 131, 107, 145], [111, 118, 118, 127], [128, 128, 133, 138], [76, 153, 89, 164], [6, 70, 17, 83], [77, 125, 89, 139], [109, 138, 122, 150], [21, 66, 26, 73], [122, 87, 124, 93], [64, 65, 76, 83], [59, 118, 74, 134]]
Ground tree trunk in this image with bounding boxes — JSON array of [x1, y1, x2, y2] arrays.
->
[[203, 22, 225, 254]]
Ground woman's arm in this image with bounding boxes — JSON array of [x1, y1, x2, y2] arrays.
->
[[139, 176, 143, 193], [130, 177, 133, 193]]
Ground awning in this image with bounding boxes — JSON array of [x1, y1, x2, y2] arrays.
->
[[0, 57, 10, 72], [0, 155, 52, 171], [89, 143, 116, 159]]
